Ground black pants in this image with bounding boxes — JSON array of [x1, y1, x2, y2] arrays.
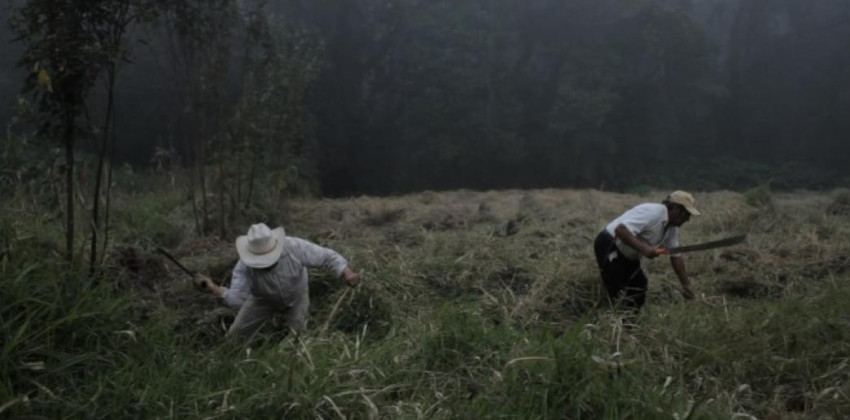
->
[[593, 230, 648, 310]]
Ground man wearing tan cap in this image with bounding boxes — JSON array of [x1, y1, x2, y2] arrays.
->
[[593, 191, 699, 311], [195, 223, 360, 337]]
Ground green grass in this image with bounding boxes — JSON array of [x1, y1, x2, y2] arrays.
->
[[2, 179, 850, 418]]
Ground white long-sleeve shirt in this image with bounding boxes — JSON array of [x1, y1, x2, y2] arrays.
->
[[605, 203, 681, 260], [219, 236, 348, 308]]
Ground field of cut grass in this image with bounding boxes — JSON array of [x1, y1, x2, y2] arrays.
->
[[2, 177, 850, 418]]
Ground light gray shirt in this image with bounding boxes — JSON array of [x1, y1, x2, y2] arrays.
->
[[220, 237, 348, 308], [605, 203, 681, 260]]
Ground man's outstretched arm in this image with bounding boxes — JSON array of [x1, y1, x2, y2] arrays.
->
[[670, 256, 694, 300]]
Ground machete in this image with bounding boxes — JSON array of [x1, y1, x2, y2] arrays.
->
[[156, 247, 209, 290], [655, 235, 747, 255]]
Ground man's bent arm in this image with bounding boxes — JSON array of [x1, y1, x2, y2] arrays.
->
[[614, 224, 657, 258]]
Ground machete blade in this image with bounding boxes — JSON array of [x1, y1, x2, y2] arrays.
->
[[665, 234, 747, 254]]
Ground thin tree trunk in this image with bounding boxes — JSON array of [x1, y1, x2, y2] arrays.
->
[[190, 164, 201, 235], [273, 108, 287, 207], [190, 105, 202, 235], [217, 100, 227, 238], [199, 112, 209, 235], [101, 73, 119, 267], [101, 164, 113, 265], [64, 104, 76, 263], [236, 136, 242, 206], [217, 137, 226, 238], [244, 138, 257, 211], [89, 65, 116, 276]]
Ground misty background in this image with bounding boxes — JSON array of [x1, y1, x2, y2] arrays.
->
[[2, 0, 849, 196]]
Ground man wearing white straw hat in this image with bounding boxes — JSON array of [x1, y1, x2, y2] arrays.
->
[[195, 222, 360, 337], [593, 191, 699, 311]]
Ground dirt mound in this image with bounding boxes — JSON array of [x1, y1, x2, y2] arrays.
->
[[112, 246, 170, 291]]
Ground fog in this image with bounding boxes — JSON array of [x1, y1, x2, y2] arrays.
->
[[3, 0, 849, 195]]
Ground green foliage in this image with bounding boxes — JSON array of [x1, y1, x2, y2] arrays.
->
[[646, 287, 850, 418], [223, 9, 323, 206], [110, 193, 186, 248], [12, 1, 100, 127], [150, 1, 324, 235], [10, 0, 152, 133], [416, 307, 518, 372], [459, 326, 706, 419], [0, 262, 130, 417], [0, 130, 59, 204], [10, 0, 163, 267], [329, 289, 392, 339]]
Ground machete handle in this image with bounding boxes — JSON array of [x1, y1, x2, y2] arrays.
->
[[654, 248, 669, 256], [194, 278, 210, 291]]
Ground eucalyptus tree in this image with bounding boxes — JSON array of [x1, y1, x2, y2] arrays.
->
[[155, 0, 238, 236], [12, 0, 160, 277], [12, 0, 117, 266], [89, 0, 157, 276], [230, 2, 323, 211]]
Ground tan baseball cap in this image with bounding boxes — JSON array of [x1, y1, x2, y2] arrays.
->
[[668, 191, 701, 216]]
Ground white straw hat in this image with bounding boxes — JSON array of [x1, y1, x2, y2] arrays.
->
[[235, 223, 286, 268], [668, 191, 701, 216]]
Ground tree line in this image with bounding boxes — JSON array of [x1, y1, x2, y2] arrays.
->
[[3, 0, 850, 266]]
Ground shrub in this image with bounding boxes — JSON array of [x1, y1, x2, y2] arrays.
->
[[111, 195, 186, 248], [827, 189, 850, 216], [743, 184, 774, 208]]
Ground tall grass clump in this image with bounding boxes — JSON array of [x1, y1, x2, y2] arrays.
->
[[0, 261, 130, 417], [0, 244, 243, 418], [634, 283, 850, 418], [743, 184, 774, 209], [415, 306, 519, 372], [110, 192, 187, 249], [827, 189, 850, 216], [436, 322, 721, 419]]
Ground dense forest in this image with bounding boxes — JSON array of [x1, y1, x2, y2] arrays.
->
[[2, 0, 850, 197]]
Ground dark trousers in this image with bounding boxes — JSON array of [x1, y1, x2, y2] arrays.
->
[[593, 231, 648, 310]]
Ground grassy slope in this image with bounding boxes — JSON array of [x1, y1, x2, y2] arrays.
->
[[2, 182, 850, 418]]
